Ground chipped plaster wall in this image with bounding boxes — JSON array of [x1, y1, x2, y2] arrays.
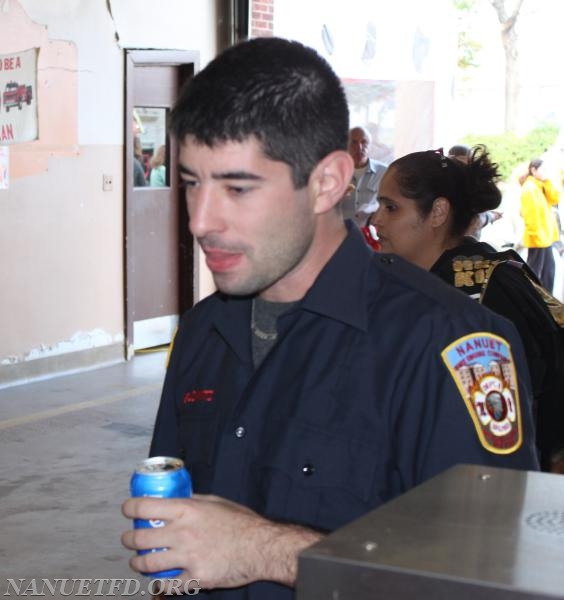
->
[[0, 0, 217, 386]]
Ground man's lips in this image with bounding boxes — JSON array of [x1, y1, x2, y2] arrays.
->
[[203, 249, 243, 272]]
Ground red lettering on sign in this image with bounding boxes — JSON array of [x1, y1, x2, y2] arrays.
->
[[1, 124, 14, 142], [0, 56, 21, 70]]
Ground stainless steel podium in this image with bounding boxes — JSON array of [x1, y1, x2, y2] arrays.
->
[[297, 464, 564, 599]]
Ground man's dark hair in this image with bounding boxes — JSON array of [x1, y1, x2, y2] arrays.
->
[[170, 37, 350, 188]]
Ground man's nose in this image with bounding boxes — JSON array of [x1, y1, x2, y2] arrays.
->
[[187, 188, 224, 238]]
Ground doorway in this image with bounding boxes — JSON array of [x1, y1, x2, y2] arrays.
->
[[124, 50, 199, 357]]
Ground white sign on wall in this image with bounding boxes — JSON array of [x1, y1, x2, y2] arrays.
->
[[0, 48, 38, 144]]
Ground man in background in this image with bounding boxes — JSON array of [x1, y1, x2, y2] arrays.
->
[[344, 126, 387, 226]]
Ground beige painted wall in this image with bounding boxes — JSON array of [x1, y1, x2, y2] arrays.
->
[[2, 146, 124, 358], [0, 0, 217, 386]]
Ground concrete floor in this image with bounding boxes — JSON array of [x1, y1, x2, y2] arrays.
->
[[0, 350, 168, 599]]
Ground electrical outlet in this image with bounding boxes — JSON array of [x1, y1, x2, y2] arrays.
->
[[103, 174, 113, 192]]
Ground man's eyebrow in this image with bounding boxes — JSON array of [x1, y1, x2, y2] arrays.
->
[[212, 171, 263, 182], [178, 164, 263, 181]]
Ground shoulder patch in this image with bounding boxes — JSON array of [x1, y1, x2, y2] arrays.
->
[[441, 333, 522, 454]]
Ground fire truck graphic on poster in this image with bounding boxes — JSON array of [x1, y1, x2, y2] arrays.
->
[[0, 48, 38, 144], [3, 81, 33, 112]]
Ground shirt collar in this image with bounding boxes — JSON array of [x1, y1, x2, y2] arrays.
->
[[301, 221, 372, 331], [364, 158, 377, 174], [212, 221, 373, 361]]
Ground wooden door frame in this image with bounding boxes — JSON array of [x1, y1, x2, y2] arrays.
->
[[124, 49, 199, 359]]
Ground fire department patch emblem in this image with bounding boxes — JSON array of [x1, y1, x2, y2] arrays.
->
[[441, 332, 522, 454]]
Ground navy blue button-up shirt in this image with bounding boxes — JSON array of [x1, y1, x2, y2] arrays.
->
[[150, 224, 538, 599]]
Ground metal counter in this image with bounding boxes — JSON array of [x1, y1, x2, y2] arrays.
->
[[297, 464, 564, 599]]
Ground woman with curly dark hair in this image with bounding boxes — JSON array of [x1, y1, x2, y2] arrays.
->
[[369, 145, 502, 276], [369, 145, 564, 470]]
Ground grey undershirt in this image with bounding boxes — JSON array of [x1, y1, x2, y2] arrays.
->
[[251, 297, 297, 368]]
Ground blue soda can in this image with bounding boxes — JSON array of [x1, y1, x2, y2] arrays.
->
[[130, 456, 192, 579]]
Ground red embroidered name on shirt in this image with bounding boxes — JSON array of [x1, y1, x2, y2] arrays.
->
[[183, 389, 215, 404]]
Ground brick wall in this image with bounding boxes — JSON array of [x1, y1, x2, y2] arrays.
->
[[251, 0, 273, 38]]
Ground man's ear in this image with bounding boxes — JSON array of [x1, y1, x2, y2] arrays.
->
[[430, 196, 450, 227], [310, 150, 354, 214]]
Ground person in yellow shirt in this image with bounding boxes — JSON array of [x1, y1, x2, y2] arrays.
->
[[520, 158, 560, 291]]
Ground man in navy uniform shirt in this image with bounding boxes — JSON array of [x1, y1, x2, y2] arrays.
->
[[122, 37, 538, 599]]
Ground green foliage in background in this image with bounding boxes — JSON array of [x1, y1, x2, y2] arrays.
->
[[462, 123, 561, 181], [453, 0, 481, 72]]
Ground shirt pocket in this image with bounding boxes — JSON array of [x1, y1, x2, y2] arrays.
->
[[177, 412, 219, 493], [250, 421, 383, 531]]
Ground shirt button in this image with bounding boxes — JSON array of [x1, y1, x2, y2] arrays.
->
[[234, 426, 246, 439], [302, 463, 315, 476], [380, 256, 394, 264]]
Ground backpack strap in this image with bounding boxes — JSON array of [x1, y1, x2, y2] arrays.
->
[[481, 259, 564, 328], [524, 272, 564, 327]]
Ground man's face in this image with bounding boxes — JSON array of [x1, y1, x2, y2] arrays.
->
[[179, 136, 317, 301], [348, 129, 371, 168]]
